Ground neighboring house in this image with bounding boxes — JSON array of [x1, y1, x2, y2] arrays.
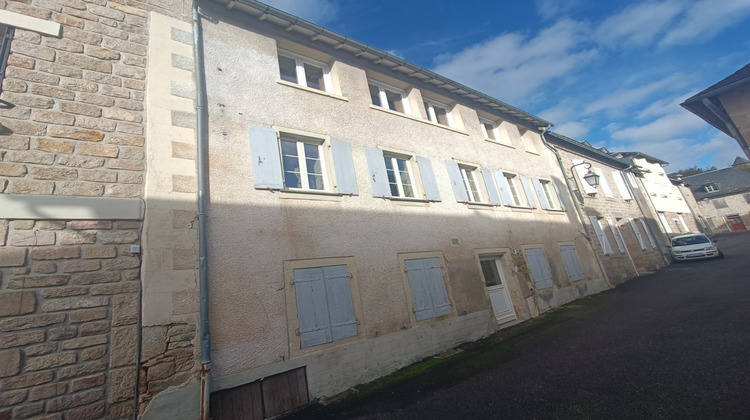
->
[[681, 63, 750, 160], [611, 152, 700, 239], [546, 132, 668, 285], [680, 164, 750, 232], [0, 3, 182, 420]]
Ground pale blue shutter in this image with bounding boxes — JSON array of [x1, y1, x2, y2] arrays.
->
[[531, 178, 550, 209], [445, 161, 469, 203], [293, 267, 331, 348], [249, 126, 283, 189], [553, 181, 567, 211], [524, 248, 553, 289], [481, 168, 501, 205], [330, 140, 358, 195], [364, 147, 391, 198], [493, 170, 513, 205], [519, 175, 537, 208], [404, 258, 451, 321], [560, 245, 585, 281], [416, 156, 441, 202], [322, 265, 357, 341]]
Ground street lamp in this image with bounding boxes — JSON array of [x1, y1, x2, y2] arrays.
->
[[571, 161, 600, 196]]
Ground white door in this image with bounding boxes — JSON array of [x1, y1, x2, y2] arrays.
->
[[480, 256, 517, 324]]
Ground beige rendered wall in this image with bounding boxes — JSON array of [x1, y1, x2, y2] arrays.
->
[[199, 5, 607, 399]]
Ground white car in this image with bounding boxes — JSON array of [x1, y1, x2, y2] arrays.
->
[[669, 233, 723, 261]]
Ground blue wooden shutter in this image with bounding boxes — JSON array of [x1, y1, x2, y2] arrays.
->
[[293, 267, 332, 348], [416, 156, 441, 202], [524, 248, 553, 289], [553, 181, 567, 211], [404, 258, 451, 321], [330, 140, 358, 195], [493, 171, 513, 205], [322, 265, 357, 341], [531, 178, 550, 209], [519, 175, 537, 208], [249, 126, 283, 189], [293, 265, 356, 348], [560, 245, 585, 281], [445, 161, 469, 203], [481, 168, 501, 205], [363, 147, 391, 198]]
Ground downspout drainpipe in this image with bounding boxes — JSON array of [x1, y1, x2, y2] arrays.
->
[[192, 2, 212, 419], [621, 166, 669, 265], [539, 127, 612, 288]]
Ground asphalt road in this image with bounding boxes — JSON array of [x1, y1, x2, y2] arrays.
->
[[299, 231, 750, 420]]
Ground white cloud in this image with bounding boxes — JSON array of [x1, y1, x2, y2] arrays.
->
[[636, 94, 689, 119], [432, 19, 597, 104], [659, 0, 750, 47], [262, 0, 339, 26], [694, 134, 747, 168], [611, 111, 707, 142], [535, 0, 584, 20], [553, 121, 591, 139], [583, 74, 688, 115], [595, 1, 683, 47]]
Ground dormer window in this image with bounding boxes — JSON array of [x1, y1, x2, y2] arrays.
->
[[704, 183, 719, 192]]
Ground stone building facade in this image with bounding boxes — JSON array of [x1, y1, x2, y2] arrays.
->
[[0, 1, 199, 419], [546, 132, 668, 286]]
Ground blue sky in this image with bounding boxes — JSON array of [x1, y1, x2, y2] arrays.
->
[[264, 0, 750, 171]]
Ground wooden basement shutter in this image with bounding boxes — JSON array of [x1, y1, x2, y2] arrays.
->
[[445, 161, 469, 203], [292, 265, 356, 348], [417, 156, 441, 201], [330, 140, 358, 195], [404, 258, 451, 321], [249, 126, 283, 189], [524, 248, 553, 289], [363, 147, 391, 198], [531, 178, 550, 209], [481, 168, 501, 205], [560, 245, 585, 281], [519, 175, 537, 208]]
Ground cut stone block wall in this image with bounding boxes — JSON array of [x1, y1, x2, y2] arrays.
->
[[0, 218, 141, 419]]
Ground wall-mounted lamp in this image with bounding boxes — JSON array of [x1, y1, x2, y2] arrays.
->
[[570, 161, 600, 196]]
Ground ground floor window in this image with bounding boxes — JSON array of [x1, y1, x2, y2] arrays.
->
[[524, 247, 553, 289], [560, 245, 585, 281], [400, 253, 453, 322]]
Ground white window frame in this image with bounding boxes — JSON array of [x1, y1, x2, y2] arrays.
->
[[590, 216, 613, 255], [459, 165, 484, 203], [704, 183, 718, 192], [504, 174, 526, 207], [384, 152, 419, 199], [277, 49, 332, 93], [658, 212, 672, 234], [626, 171, 639, 189], [368, 79, 411, 114], [479, 118, 500, 141], [607, 217, 626, 253], [639, 218, 657, 248], [540, 180, 559, 210], [520, 131, 538, 153], [594, 168, 614, 197], [423, 98, 454, 127], [279, 133, 331, 192], [629, 218, 647, 250]]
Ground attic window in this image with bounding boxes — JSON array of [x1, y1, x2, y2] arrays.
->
[[704, 183, 719, 192]]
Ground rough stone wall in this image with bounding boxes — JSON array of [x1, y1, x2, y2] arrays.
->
[[693, 193, 750, 233], [0, 219, 141, 419], [0, 0, 167, 418], [555, 148, 667, 284]]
